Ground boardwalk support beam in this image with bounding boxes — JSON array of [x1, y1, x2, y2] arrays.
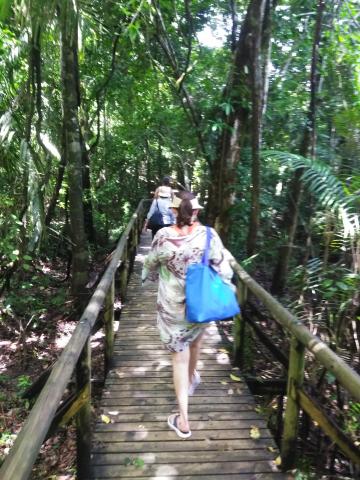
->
[[233, 280, 248, 368], [281, 335, 305, 470], [76, 338, 92, 479], [104, 277, 115, 373]]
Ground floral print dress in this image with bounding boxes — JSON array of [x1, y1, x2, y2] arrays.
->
[[142, 224, 235, 352]]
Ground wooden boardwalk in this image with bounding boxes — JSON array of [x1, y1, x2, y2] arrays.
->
[[90, 232, 287, 479]]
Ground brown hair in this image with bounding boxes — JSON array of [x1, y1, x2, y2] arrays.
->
[[175, 191, 195, 227]]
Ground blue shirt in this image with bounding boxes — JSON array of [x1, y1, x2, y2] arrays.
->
[[147, 197, 175, 225]]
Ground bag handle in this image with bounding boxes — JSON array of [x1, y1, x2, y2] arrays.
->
[[201, 226, 211, 265]]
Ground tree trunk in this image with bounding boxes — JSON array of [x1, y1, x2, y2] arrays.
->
[[45, 126, 67, 227], [81, 131, 96, 244], [80, 106, 96, 244], [59, 0, 88, 297], [246, 0, 267, 256], [206, 0, 267, 245], [271, 0, 326, 295], [261, 0, 276, 118]]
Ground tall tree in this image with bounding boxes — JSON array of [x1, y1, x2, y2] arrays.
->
[[59, 0, 88, 296], [206, 0, 267, 245], [271, 0, 326, 294], [246, 0, 272, 255]]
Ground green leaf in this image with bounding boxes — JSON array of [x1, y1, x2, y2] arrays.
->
[[133, 457, 145, 468], [0, 0, 12, 21], [326, 372, 336, 384]]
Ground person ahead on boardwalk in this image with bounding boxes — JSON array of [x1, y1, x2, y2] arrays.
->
[[142, 191, 235, 438], [154, 175, 174, 200], [143, 177, 175, 238]]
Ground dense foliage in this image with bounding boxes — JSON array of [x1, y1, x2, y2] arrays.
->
[[0, 0, 359, 477]]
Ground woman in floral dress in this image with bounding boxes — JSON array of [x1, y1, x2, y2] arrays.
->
[[142, 191, 235, 439]]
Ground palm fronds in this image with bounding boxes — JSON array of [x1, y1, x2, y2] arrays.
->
[[263, 150, 359, 237]]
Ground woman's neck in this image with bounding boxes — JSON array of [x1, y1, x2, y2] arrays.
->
[[173, 222, 199, 235]]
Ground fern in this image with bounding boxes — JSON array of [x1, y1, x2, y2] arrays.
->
[[263, 150, 359, 237]]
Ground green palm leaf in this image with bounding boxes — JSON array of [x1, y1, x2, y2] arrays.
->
[[263, 150, 359, 237]]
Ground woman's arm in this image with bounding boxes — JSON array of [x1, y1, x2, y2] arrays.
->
[[142, 234, 161, 282], [143, 200, 156, 231]]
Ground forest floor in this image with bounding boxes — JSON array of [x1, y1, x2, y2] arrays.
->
[[0, 257, 108, 479]]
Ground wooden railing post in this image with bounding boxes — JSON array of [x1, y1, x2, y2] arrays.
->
[[233, 280, 248, 368], [76, 337, 91, 479], [104, 277, 115, 374], [119, 248, 129, 303], [281, 335, 305, 470], [129, 227, 138, 272]]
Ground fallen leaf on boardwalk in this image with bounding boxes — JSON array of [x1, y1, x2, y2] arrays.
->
[[227, 388, 234, 395], [230, 373, 241, 382], [274, 456, 282, 466], [101, 414, 111, 424], [218, 348, 229, 354], [267, 446, 277, 453], [249, 426, 261, 440], [220, 381, 228, 385], [133, 457, 145, 468]]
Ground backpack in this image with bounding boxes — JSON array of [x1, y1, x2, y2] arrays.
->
[[147, 200, 164, 230]]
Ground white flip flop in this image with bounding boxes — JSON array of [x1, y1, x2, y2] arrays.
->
[[167, 414, 192, 439]]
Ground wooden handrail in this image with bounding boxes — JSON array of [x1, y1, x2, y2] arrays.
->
[[231, 259, 360, 470], [0, 199, 147, 480], [231, 261, 360, 402]]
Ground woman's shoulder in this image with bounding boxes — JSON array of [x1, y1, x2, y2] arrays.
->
[[153, 226, 175, 240]]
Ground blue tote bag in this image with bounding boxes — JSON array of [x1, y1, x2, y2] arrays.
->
[[185, 227, 240, 323]]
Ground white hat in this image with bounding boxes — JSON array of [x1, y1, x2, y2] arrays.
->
[[158, 186, 172, 198], [169, 196, 203, 210]]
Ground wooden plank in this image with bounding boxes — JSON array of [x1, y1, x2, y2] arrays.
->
[[93, 419, 267, 432], [91, 449, 275, 466], [91, 460, 279, 478], [91, 475, 285, 480], [97, 404, 259, 413], [100, 396, 255, 405], [93, 428, 273, 442], [107, 370, 240, 378], [94, 411, 266, 423], [101, 387, 250, 396], [111, 361, 232, 370], [91, 438, 276, 453]]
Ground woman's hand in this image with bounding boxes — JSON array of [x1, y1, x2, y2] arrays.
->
[[143, 221, 148, 233]]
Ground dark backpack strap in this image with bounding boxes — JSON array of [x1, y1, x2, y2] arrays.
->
[[201, 226, 211, 265]]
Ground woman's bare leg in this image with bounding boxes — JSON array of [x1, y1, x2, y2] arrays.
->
[[172, 348, 190, 432], [189, 330, 205, 384]]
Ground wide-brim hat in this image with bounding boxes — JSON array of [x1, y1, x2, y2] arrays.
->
[[158, 186, 172, 198], [169, 196, 203, 210]]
